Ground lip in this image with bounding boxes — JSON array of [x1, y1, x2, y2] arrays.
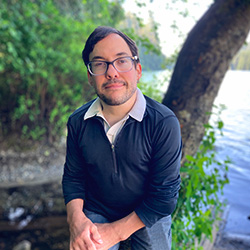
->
[[103, 82, 125, 89]]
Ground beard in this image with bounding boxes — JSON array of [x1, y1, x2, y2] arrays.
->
[[95, 79, 137, 106]]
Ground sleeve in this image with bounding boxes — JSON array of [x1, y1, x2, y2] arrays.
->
[[135, 115, 182, 227], [62, 118, 86, 205]]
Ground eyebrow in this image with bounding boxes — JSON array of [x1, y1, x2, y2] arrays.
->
[[90, 52, 130, 61]]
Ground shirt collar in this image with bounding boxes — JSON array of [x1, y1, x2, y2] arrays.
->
[[84, 98, 103, 120], [84, 88, 146, 122], [129, 88, 146, 122]]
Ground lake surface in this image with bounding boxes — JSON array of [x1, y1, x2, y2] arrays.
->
[[213, 70, 250, 237], [143, 70, 250, 238]]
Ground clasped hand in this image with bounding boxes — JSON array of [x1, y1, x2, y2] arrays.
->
[[70, 217, 121, 250]]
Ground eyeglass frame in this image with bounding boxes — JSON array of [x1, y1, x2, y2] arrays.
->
[[87, 56, 139, 76]]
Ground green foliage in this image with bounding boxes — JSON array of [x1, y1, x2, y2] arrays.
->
[[0, 0, 126, 142], [172, 105, 230, 250], [0, 0, 166, 143], [138, 79, 163, 103], [82, 0, 125, 26], [138, 69, 171, 102]]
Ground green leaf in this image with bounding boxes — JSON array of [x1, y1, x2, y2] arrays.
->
[[186, 155, 196, 162]]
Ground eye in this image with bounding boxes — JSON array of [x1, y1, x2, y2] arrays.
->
[[116, 58, 129, 65], [92, 61, 106, 68]]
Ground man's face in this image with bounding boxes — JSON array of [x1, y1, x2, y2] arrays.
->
[[87, 33, 142, 106]]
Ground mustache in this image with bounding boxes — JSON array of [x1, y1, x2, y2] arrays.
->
[[102, 79, 126, 88]]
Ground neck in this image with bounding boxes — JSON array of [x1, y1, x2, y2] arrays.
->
[[101, 92, 137, 127]]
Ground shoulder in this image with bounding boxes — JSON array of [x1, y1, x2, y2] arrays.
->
[[144, 95, 182, 145], [144, 95, 177, 121], [67, 99, 95, 126]]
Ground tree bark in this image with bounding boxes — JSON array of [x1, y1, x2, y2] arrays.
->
[[162, 0, 250, 163]]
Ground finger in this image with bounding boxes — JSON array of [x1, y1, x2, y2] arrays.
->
[[70, 239, 82, 250], [84, 239, 98, 250], [71, 235, 95, 250], [90, 225, 103, 245], [70, 240, 80, 250]]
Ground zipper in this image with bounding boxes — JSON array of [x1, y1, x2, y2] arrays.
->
[[111, 144, 118, 174], [94, 117, 120, 174], [109, 119, 132, 175]]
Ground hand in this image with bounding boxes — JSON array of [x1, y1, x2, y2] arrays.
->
[[93, 211, 145, 250], [94, 223, 121, 250], [69, 212, 103, 250]]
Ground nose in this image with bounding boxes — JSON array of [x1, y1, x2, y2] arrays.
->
[[106, 63, 119, 79]]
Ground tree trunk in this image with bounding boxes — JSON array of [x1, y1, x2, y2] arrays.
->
[[162, 0, 250, 163]]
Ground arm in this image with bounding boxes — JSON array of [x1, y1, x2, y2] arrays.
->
[[135, 115, 182, 227], [67, 199, 103, 250], [62, 120, 86, 204], [63, 118, 101, 249]]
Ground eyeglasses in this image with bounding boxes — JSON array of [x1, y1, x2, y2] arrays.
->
[[87, 56, 138, 76]]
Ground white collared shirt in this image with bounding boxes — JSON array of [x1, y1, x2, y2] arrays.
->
[[84, 88, 146, 144]]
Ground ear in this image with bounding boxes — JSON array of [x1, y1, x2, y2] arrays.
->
[[87, 71, 93, 86], [136, 63, 142, 82]]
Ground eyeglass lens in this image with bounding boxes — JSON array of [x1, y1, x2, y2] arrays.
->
[[88, 57, 134, 75]]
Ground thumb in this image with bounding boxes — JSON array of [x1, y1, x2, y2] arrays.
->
[[90, 224, 103, 244]]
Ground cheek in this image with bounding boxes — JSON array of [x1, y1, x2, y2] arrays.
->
[[127, 69, 141, 83], [134, 73, 140, 84], [90, 77, 103, 89], [88, 76, 94, 86], [126, 71, 139, 82]]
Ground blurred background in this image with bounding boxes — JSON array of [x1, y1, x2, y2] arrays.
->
[[0, 0, 250, 249]]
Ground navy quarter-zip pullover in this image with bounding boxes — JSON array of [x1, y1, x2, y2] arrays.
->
[[62, 93, 182, 228]]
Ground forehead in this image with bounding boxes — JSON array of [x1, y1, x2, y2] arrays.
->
[[89, 33, 132, 60]]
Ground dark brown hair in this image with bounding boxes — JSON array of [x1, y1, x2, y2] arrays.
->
[[82, 26, 139, 66]]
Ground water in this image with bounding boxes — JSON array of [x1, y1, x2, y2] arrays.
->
[[143, 70, 250, 237], [213, 70, 250, 237]]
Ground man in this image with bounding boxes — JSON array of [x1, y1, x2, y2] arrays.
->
[[62, 26, 182, 250]]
